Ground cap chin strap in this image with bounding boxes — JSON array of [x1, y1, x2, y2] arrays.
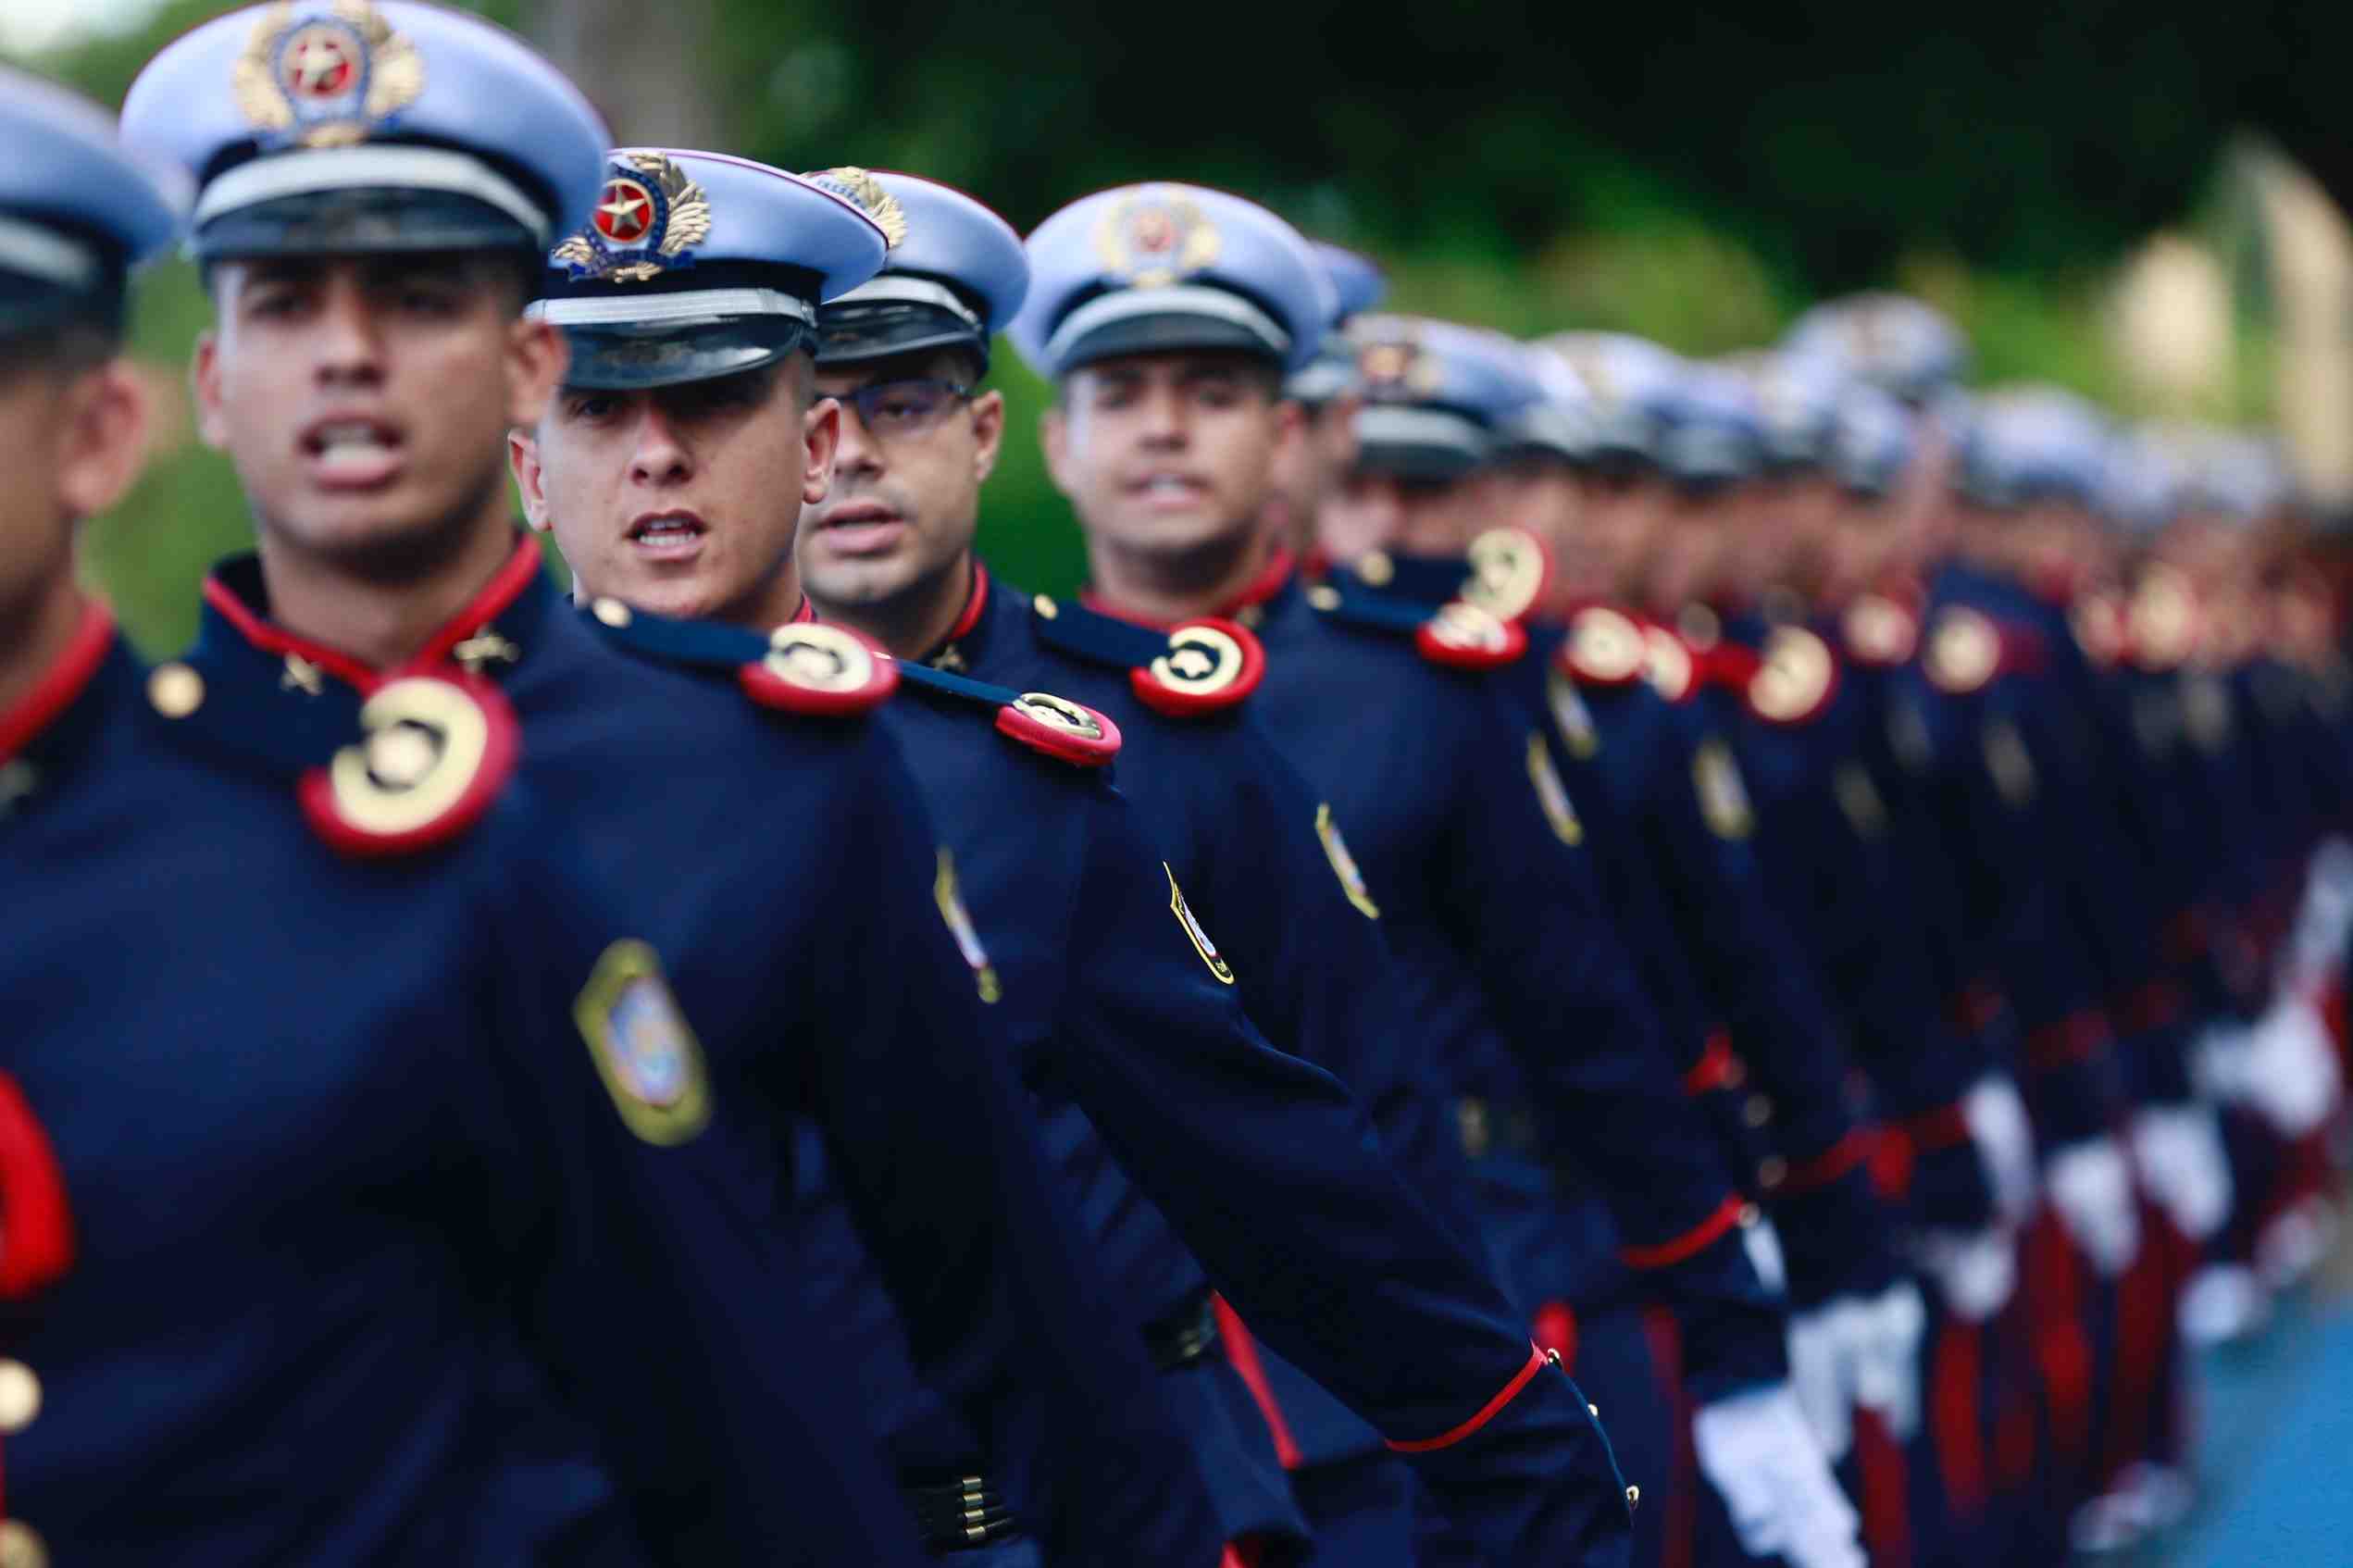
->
[[193, 145, 552, 244], [1043, 282, 1289, 368], [0, 214, 98, 290], [529, 289, 816, 330], [829, 275, 983, 330]]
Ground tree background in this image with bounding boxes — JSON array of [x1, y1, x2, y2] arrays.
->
[[13, 0, 2349, 649]]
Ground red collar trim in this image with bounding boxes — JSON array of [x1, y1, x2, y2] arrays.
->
[[946, 560, 990, 643], [0, 600, 116, 766], [202, 535, 544, 690], [1081, 547, 1297, 629], [787, 592, 817, 625]]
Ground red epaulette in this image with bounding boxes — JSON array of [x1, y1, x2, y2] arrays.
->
[[1746, 625, 1840, 726], [298, 670, 522, 857], [1923, 607, 2047, 694]]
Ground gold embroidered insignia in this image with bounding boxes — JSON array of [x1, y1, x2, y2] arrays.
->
[[1569, 606, 1647, 686], [1842, 594, 1918, 665], [1356, 335, 1443, 399], [1645, 626, 1695, 702], [552, 151, 714, 285], [1525, 731, 1583, 846], [1095, 190, 1221, 287], [804, 166, 909, 248], [1165, 864, 1235, 984], [1547, 666, 1601, 759], [327, 675, 490, 836], [1749, 626, 1836, 723], [1983, 717, 2037, 806], [576, 940, 710, 1147], [933, 849, 1002, 1004], [1832, 761, 1888, 839], [1152, 624, 1249, 698], [232, 0, 423, 149], [1315, 803, 1381, 920], [1692, 737, 1754, 840]]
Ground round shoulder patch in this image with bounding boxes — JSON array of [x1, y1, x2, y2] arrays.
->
[[997, 691, 1123, 766], [1925, 608, 2002, 694], [298, 673, 520, 858], [1131, 616, 1266, 716], [1748, 627, 1838, 725], [1841, 595, 1919, 666], [1644, 624, 1696, 703], [1415, 601, 1527, 670], [739, 623, 899, 715], [1563, 605, 1648, 687], [1464, 527, 1554, 623]]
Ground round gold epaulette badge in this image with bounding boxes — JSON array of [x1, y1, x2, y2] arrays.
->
[[1925, 609, 2001, 694], [1463, 528, 1552, 623], [740, 622, 899, 715], [1136, 618, 1264, 716], [299, 674, 517, 856]]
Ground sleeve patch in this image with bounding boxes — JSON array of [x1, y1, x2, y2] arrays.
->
[[1165, 864, 1236, 983], [576, 940, 711, 1147], [1315, 803, 1382, 919], [1525, 731, 1585, 846]]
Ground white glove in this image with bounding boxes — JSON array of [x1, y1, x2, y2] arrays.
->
[[2130, 1103, 2235, 1241], [2046, 1139, 2141, 1277], [2190, 1019, 2254, 1103], [1964, 1075, 2038, 1224], [2241, 994, 2342, 1138], [1692, 1384, 1867, 1568], [1917, 1226, 2019, 1322], [1850, 1281, 1926, 1441], [1786, 1300, 1858, 1462]]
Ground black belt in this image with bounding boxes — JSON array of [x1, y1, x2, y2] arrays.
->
[[1144, 1288, 1221, 1372], [903, 1472, 1019, 1553]]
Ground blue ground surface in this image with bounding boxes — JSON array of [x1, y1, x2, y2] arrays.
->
[[2140, 1290, 2353, 1568]]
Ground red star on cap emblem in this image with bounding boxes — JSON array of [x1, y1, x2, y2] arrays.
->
[[281, 28, 355, 98], [594, 179, 655, 244], [1131, 210, 1176, 253]]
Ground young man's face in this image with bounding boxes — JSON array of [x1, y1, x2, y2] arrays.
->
[[514, 355, 839, 625], [0, 335, 149, 636], [1561, 467, 1670, 602], [1042, 349, 1301, 562], [196, 254, 561, 573], [1317, 466, 1494, 561], [802, 348, 1002, 614]]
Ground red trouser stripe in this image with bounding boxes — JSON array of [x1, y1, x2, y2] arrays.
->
[[1211, 1296, 1303, 1471], [1932, 1317, 1987, 1520], [1385, 1343, 1551, 1453]]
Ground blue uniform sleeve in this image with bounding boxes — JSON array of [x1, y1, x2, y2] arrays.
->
[[453, 810, 940, 1566], [1033, 781, 1633, 1561]]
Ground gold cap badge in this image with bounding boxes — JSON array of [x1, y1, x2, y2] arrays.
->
[[233, 0, 423, 149]]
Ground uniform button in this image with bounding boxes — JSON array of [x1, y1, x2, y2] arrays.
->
[[147, 663, 205, 718], [0, 1362, 40, 1434], [1587, 1402, 1600, 1418], [1743, 1094, 1774, 1128], [0, 1520, 47, 1568], [1758, 1156, 1788, 1191], [1625, 1485, 1641, 1511], [591, 597, 633, 628]]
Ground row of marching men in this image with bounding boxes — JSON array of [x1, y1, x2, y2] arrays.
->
[[3, 6, 2346, 1567]]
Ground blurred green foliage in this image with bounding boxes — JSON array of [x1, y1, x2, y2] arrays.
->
[[15, 0, 2321, 648]]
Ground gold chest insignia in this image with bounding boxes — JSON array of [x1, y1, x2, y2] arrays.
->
[[576, 940, 710, 1147], [299, 674, 514, 855], [1315, 803, 1381, 920], [1165, 864, 1235, 984], [233, 0, 423, 149], [1547, 666, 1601, 759], [1832, 761, 1888, 840], [1095, 190, 1221, 287], [933, 849, 1002, 1004], [552, 151, 715, 285], [1463, 528, 1550, 622], [1692, 736, 1754, 840], [1982, 717, 2038, 807], [1357, 334, 1444, 400], [1525, 731, 1584, 847]]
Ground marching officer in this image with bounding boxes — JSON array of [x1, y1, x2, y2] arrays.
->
[[0, 59, 1000, 1567], [512, 150, 1639, 1564], [791, 167, 1508, 1564]]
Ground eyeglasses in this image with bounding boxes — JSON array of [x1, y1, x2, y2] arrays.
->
[[834, 378, 975, 440]]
